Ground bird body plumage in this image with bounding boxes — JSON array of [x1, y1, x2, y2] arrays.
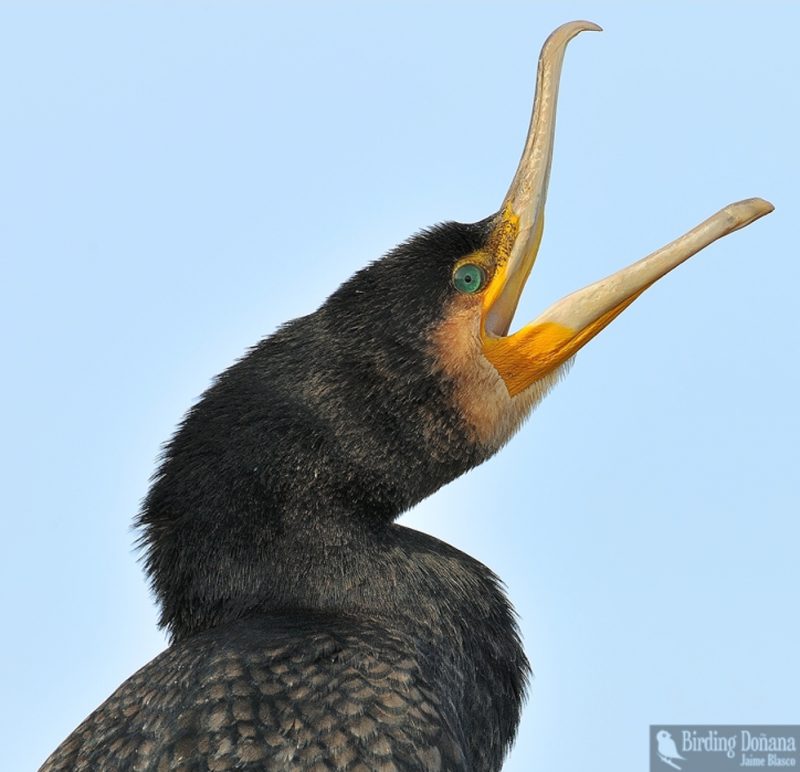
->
[[42, 222, 530, 771], [42, 605, 523, 771]]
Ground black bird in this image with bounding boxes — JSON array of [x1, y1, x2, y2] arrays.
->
[[41, 21, 772, 772]]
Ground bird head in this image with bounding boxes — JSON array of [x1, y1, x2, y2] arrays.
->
[[321, 20, 772, 467]]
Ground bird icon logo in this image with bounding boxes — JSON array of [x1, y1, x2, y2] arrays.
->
[[656, 730, 687, 770]]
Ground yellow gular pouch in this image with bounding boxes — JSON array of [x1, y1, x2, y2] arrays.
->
[[483, 322, 576, 397], [482, 291, 646, 398]]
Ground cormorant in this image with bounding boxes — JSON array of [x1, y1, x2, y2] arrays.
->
[[41, 21, 772, 772]]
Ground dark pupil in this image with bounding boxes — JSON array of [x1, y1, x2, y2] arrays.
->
[[464, 274, 473, 283]]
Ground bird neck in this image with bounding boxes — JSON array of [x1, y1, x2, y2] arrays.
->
[[138, 310, 491, 641]]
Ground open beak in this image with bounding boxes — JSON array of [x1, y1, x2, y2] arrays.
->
[[481, 21, 774, 397]]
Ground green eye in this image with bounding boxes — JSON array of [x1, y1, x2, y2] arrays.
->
[[452, 264, 486, 294]]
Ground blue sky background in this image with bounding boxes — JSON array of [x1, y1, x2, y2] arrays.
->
[[2, 3, 798, 770]]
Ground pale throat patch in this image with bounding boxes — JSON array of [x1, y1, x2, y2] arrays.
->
[[429, 300, 569, 452]]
